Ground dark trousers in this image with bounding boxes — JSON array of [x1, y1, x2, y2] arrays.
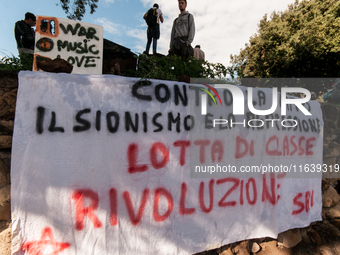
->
[[145, 37, 157, 55], [145, 24, 160, 55], [172, 43, 189, 62]]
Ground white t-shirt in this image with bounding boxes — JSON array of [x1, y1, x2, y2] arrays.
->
[[156, 8, 162, 24]]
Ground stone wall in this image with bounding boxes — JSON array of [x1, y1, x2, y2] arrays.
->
[[0, 72, 17, 255], [1, 71, 340, 255]]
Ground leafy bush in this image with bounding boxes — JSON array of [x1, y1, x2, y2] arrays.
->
[[126, 54, 232, 82], [0, 52, 33, 72], [230, 0, 340, 95]]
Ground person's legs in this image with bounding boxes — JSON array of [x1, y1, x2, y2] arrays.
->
[[152, 23, 160, 55], [179, 43, 188, 62], [171, 47, 180, 57], [145, 28, 152, 54], [145, 37, 152, 54], [152, 37, 157, 54]]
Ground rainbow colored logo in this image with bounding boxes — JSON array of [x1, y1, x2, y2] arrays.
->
[[199, 83, 223, 106]]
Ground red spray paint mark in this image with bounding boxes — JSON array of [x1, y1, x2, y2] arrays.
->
[[217, 178, 240, 207], [298, 137, 305, 156], [22, 227, 70, 255], [292, 190, 314, 215], [150, 142, 169, 169], [199, 179, 214, 213], [246, 178, 257, 205], [306, 137, 316, 156], [240, 180, 244, 205], [173, 140, 190, 166], [123, 189, 149, 225], [127, 143, 148, 174], [194, 140, 210, 164], [179, 182, 195, 215], [211, 140, 224, 162], [235, 136, 254, 159], [290, 135, 297, 156], [262, 173, 277, 205], [292, 193, 304, 215], [109, 188, 118, 226], [153, 187, 174, 221], [72, 189, 102, 231], [305, 191, 311, 212], [265, 135, 315, 157]]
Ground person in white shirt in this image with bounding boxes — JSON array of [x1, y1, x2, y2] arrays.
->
[[143, 3, 164, 55], [194, 45, 205, 61]]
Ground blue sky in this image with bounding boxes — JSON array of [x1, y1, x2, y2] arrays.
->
[[1, 0, 297, 67]]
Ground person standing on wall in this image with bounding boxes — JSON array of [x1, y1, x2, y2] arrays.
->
[[14, 12, 36, 55], [194, 45, 205, 61], [143, 3, 164, 55], [14, 12, 36, 68], [169, 0, 195, 62]]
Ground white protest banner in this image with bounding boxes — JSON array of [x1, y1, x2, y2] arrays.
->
[[11, 71, 323, 255], [33, 16, 103, 74]]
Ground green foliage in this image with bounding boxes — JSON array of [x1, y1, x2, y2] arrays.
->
[[0, 53, 33, 71], [203, 61, 231, 79], [230, 0, 340, 94], [57, 0, 99, 21], [126, 54, 232, 82]]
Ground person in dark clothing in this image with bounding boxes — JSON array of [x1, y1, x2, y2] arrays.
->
[[143, 3, 164, 55], [14, 12, 36, 55]]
